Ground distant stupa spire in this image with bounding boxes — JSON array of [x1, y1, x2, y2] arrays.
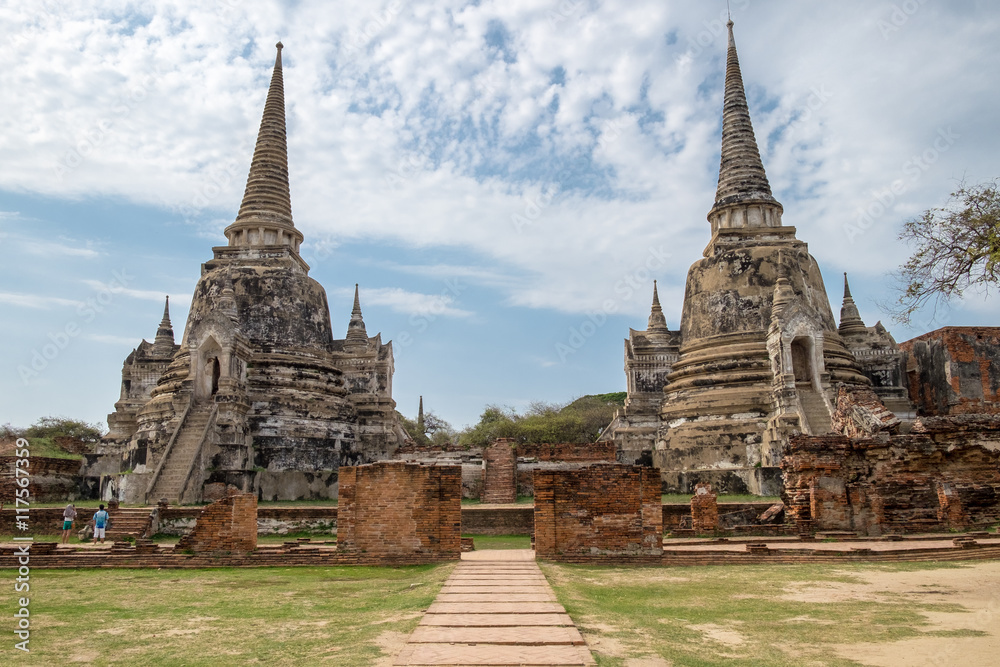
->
[[647, 281, 669, 331], [839, 273, 867, 335], [152, 296, 175, 354], [344, 284, 368, 350]]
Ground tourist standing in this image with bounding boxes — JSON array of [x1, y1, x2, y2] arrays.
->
[[92, 504, 109, 544], [61, 504, 77, 544]]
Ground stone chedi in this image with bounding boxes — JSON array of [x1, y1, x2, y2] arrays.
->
[[101, 44, 404, 503], [608, 22, 883, 495]]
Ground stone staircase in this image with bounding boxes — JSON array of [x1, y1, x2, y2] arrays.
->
[[106, 507, 154, 540], [797, 387, 832, 435], [148, 402, 215, 504]]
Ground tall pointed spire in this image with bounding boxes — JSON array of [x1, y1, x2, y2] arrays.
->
[[152, 296, 175, 354], [707, 21, 783, 235], [839, 273, 867, 335], [417, 396, 425, 433], [224, 42, 304, 252], [344, 284, 369, 350], [647, 280, 668, 331]]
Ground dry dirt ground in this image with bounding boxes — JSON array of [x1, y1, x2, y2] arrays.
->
[[548, 560, 999, 667], [824, 562, 1000, 666]]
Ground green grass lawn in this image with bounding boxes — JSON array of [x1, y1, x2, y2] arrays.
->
[[461, 495, 534, 505], [465, 534, 532, 550], [542, 561, 986, 666], [2, 564, 452, 666]]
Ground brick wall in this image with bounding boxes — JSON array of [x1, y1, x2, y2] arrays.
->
[[900, 326, 1000, 416], [175, 493, 257, 553], [337, 462, 461, 560], [481, 439, 517, 503], [691, 483, 719, 532], [461, 506, 533, 535], [516, 442, 617, 462], [534, 464, 662, 561], [782, 426, 1000, 535]]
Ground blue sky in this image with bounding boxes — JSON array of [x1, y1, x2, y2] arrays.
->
[[1, 0, 998, 431]]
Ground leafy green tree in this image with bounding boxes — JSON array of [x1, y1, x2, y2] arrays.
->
[[890, 179, 1000, 324], [24, 416, 105, 442], [456, 394, 625, 446]]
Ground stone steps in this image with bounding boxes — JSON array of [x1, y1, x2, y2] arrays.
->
[[798, 388, 832, 435], [149, 404, 214, 503]]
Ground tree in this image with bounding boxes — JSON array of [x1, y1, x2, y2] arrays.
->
[[23, 417, 105, 442], [889, 179, 1000, 325]]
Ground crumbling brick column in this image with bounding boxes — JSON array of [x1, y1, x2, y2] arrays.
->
[[534, 463, 662, 561], [936, 482, 968, 528], [338, 462, 461, 561], [176, 492, 257, 553], [481, 438, 517, 504], [690, 483, 719, 533]]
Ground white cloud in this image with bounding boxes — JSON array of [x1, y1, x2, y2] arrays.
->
[[0, 0, 996, 326], [0, 292, 82, 309], [333, 286, 475, 319]]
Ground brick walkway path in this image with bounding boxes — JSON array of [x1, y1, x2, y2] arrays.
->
[[394, 549, 594, 666]]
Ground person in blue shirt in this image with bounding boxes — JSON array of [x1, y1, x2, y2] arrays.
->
[[92, 504, 110, 544]]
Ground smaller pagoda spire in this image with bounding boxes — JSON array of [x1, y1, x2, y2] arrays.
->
[[344, 284, 369, 350], [839, 273, 867, 336], [647, 281, 669, 331], [152, 296, 175, 355], [417, 396, 425, 433]]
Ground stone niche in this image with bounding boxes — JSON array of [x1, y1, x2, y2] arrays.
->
[[175, 492, 257, 553], [337, 462, 461, 560], [533, 464, 663, 561]]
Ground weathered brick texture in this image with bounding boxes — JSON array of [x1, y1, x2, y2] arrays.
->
[[337, 462, 461, 559], [900, 326, 1000, 416], [534, 464, 662, 562], [782, 421, 1000, 535], [175, 492, 257, 553], [691, 483, 719, 533], [481, 439, 517, 503]]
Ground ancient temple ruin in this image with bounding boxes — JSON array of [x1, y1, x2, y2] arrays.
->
[[603, 22, 912, 495], [97, 44, 406, 503]]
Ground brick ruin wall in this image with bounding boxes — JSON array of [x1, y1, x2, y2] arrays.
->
[[1, 455, 86, 503], [900, 327, 1000, 416], [690, 483, 719, 533], [534, 463, 662, 562], [515, 442, 618, 496], [337, 462, 461, 560], [782, 419, 1000, 535], [175, 492, 257, 553], [481, 439, 517, 503]]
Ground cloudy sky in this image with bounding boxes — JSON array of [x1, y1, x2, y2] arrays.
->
[[1, 0, 997, 432]]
